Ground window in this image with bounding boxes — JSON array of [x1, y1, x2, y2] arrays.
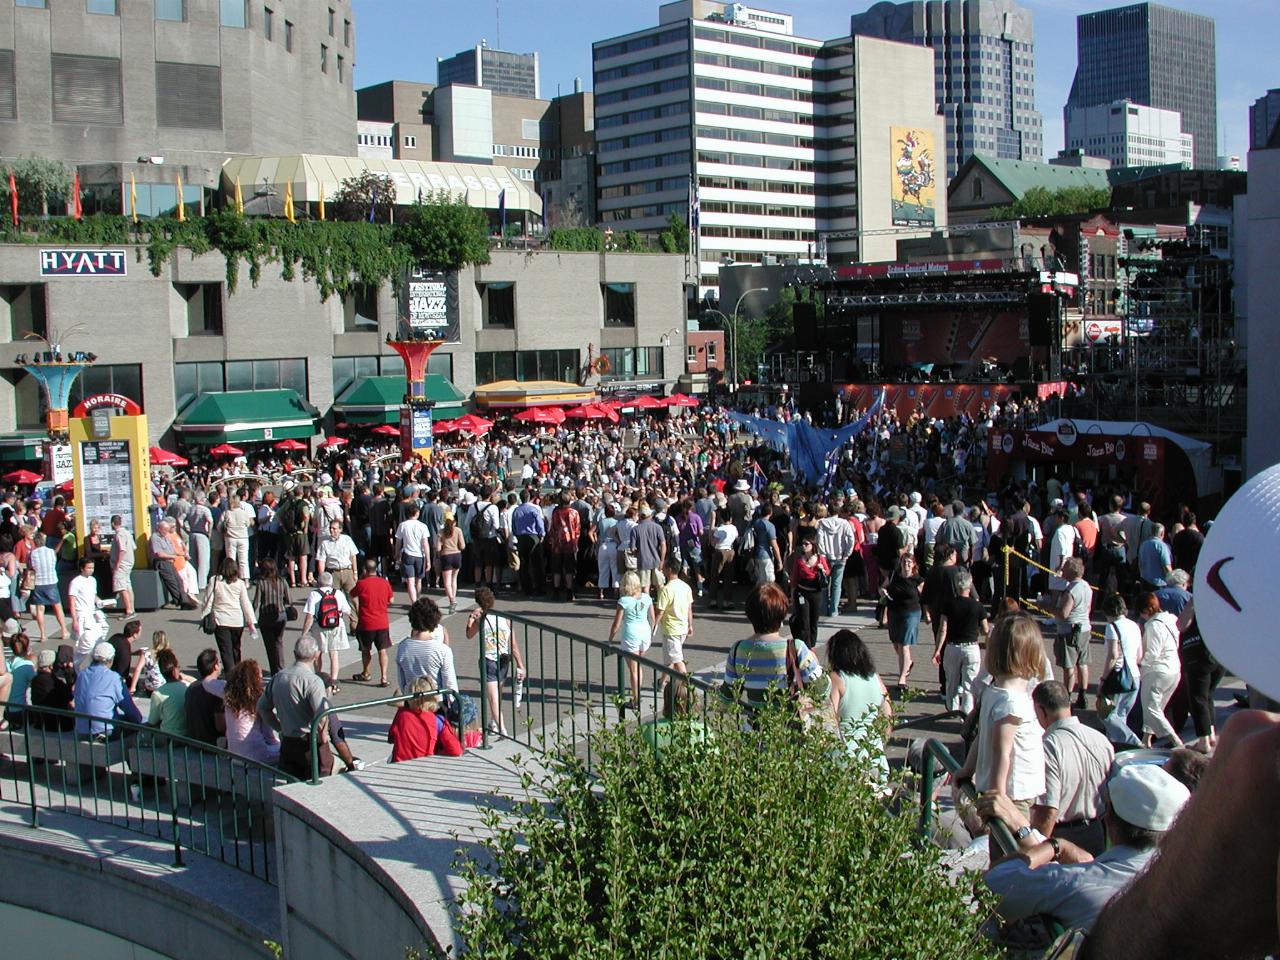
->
[[87, 0, 118, 13], [15, 0, 47, 7], [337, 55, 344, 83], [327, 7, 335, 36], [175, 362, 224, 411], [480, 282, 515, 329], [706, 341, 717, 364], [220, 0, 246, 27], [603, 283, 635, 327], [224, 358, 306, 394], [342, 285, 379, 332], [51, 54, 123, 125], [284, 20, 294, 52], [320, 44, 328, 74], [263, 6, 273, 40], [156, 62, 222, 129], [154, 0, 184, 21], [971, 177, 983, 200], [475, 350, 578, 385], [2, 284, 48, 341], [0, 50, 14, 121], [600, 347, 664, 379], [343, 19, 351, 46], [72, 364, 142, 410], [686, 344, 697, 365], [175, 282, 223, 336]]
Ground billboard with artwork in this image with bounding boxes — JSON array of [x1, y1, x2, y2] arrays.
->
[[890, 126, 937, 227], [402, 267, 460, 342]]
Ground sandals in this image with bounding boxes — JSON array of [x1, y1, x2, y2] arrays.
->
[[329, 682, 342, 695], [351, 672, 372, 682], [378, 680, 390, 688]]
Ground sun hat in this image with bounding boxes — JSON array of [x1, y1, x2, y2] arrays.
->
[[1108, 764, 1190, 832], [733, 479, 750, 492]]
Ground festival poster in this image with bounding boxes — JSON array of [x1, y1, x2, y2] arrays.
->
[[890, 126, 937, 228]]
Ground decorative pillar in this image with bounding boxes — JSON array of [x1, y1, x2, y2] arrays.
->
[[386, 334, 445, 462], [21, 345, 94, 480]]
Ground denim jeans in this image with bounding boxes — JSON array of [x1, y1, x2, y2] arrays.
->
[[824, 558, 847, 615], [1103, 689, 1141, 746]]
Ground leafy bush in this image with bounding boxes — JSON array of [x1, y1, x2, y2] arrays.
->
[[328, 170, 397, 223], [455, 704, 998, 959], [988, 185, 1112, 221], [395, 191, 491, 271], [1, 156, 72, 217]]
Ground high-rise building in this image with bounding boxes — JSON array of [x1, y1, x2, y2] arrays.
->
[[437, 44, 539, 99], [1065, 3, 1217, 169], [1065, 100, 1193, 168], [849, 0, 1045, 178], [1251, 89, 1280, 151], [0, 0, 357, 215], [593, 1, 945, 296]]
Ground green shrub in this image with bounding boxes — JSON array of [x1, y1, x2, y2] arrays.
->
[[454, 704, 998, 959]]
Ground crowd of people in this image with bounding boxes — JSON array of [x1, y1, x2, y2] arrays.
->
[[0, 389, 1273, 957]]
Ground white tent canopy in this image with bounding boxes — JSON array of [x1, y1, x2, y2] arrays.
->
[[220, 155, 541, 215], [1032, 418, 1221, 497]]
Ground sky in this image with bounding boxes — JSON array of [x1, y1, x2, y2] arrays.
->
[[352, 0, 1276, 161]]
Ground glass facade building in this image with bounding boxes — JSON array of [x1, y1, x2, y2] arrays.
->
[[1065, 3, 1216, 169]]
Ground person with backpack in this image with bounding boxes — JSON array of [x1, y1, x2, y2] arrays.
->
[[547, 491, 582, 601], [278, 485, 313, 588], [469, 488, 503, 590], [298, 571, 352, 696]]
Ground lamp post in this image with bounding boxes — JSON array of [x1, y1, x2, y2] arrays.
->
[[721, 286, 769, 392]]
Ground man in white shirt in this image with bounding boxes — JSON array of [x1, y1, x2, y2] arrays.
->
[[394, 505, 432, 603], [68, 556, 106, 669], [315, 519, 359, 595], [907, 491, 928, 535], [1047, 508, 1079, 591]]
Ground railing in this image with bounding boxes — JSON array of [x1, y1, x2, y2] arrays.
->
[[477, 611, 718, 769], [307, 690, 462, 785], [1001, 544, 1106, 640], [0, 704, 293, 883], [916, 737, 1017, 858]]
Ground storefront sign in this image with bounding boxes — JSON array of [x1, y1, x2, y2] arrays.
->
[[40, 249, 127, 277], [47, 443, 73, 484], [72, 393, 143, 418], [404, 268, 460, 342]]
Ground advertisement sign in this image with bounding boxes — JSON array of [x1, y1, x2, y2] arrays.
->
[[47, 443, 73, 484], [400, 405, 434, 461], [890, 127, 937, 227], [72, 393, 143, 417], [79, 439, 136, 535], [835, 259, 1005, 280], [1063, 318, 1124, 347], [39, 249, 127, 277], [404, 268, 460, 342]]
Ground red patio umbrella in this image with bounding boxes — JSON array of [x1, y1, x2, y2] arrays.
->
[[664, 393, 699, 408], [319, 436, 348, 448], [432, 419, 457, 435], [55, 478, 74, 496], [371, 424, 400, 437], [513, 408, 560, 426], [209, 443, 244, 457], [452, 413, 495, 436], [620, 395, 663, 410], [273, 439, 307, 451], [148, 446, 187, 466], [565, 404, 607, 420], [3, 469, 43, 485]]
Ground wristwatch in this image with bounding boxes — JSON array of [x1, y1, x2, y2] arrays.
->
[[1048, 836, 1062, 862], [1012, 824, 1033, 843]]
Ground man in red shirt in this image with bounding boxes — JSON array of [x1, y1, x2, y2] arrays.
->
[[349, 558, 394, 687], [39, 497, 66, 538]]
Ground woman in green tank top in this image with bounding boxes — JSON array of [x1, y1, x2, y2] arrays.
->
[[826, 629, 893, 780]]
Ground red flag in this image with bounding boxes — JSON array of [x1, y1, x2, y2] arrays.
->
[[7, 172, 16, 228], [72, 171, 82, 220]]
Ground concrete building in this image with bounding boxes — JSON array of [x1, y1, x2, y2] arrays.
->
[[1065, 2, 1217, 170], [1251, 89, 1280, 152], [1066, 100, 1193, 168], [437, 43, 539, 99], [0, 243, 685, 452], [593, 1, 945, 298], [355, 80, 596, 225], [1243, 139, 1278, 475], [849, 0, 1045, 178], [0, 0, 357, 213]]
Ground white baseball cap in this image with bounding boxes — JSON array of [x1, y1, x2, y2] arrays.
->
[[92, 642, 115, 663], [1108, 764, 1190, 832]]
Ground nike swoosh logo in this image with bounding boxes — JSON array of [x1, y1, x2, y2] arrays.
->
[[1206, 556, 1241, 612]]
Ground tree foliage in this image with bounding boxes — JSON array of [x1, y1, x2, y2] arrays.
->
[[328, 170, 397, 223], [0, 156, 73, 217], [455, 703, 999, 959], [396, 191, 491, 270], [988, 185, 1112, 221], [658, 212, 690, 254]]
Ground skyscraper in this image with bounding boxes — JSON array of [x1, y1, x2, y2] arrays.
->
[[1251, 89, 1280, 151], [1065, 3, 1217, 169], [849, 0, 1045, 178], [437, 44, 539, 99]]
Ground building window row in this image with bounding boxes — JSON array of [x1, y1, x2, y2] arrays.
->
[[475, 349, 580, 386], [599, 176, 688, 200], [175, 358, 307, 411], [594, 52, 689, 85], [599, 152, 690, 177], [696, 126, 813, 149], [695, 76, 812, 102], [693, 25, 817, 58], [595, 77, 687, 106], [598, 126, 688, 153], [694, 52, 812, 79], [493, 144, 544, 159], [600, 347, 664, 380], [698, 175, 816, 197], [697, 151, 814, 172], [600, 201, 686, 222], [594, 27, 687, 62], [359, 132, 393, 147], [696, 99, 815, 126], [596, 99, 690, 129]]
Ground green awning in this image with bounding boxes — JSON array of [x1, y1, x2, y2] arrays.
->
[[0, 432, 48, 462], [333, 375, 466, 424], [174, 389, 321, 445]]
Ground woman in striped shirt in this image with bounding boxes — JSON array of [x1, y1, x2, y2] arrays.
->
[[723, 582, 823, 709]]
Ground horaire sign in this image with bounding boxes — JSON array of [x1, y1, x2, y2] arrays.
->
[[39, 249, 128, 277]]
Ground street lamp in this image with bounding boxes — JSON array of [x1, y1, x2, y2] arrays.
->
[[720, 287, 769, 391]]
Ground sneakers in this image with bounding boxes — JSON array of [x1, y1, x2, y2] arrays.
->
[[348, 758, 367, 772]]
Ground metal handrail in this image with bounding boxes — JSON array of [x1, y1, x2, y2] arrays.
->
[[1, 702, 294, 882], [307, 689, 461, 784], [916, 736, 1018, 857]]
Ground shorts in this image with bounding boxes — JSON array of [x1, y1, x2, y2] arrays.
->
[[112, 566, 134, 593], [480, 538, 506, 567], [484, 654, 512, 682], [285, 531, 308, 558], [636, 568, 661, 591], [401, 554, 425, 580], [618, 633, 651, 656], [439, 552, 463, 571], [30, 583, 60, 607], [357, 628, 391, 652], [1055, 625, 1090, 669], [660, 631, 687, 667]]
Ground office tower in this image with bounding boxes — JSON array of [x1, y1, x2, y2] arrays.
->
[[1065, 100, 1193, 168], [594, 1, 944, 295], [1065, 3, 1217, 169], [437, 44, 539, 99], [849, 0, 1045, 178], [1251, 89, 1280, 151]]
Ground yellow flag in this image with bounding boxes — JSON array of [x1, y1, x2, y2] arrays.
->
[[129, 173, 138, 224], [284, 180, 295, 223], [234, 176, 244, 216], [317, 193, 326, 221], [175, 172, 185, 222]]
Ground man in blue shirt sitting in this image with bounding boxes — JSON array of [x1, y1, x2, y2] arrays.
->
[[73, 641, 142, 741]]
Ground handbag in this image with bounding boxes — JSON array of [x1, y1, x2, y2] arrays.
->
[[200, 576, 219, 634], [285, 604, 299, 622], [1099, 659, 1136, 695]]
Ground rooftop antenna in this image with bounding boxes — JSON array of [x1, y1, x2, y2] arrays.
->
[[496, 0, 501, 49]]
